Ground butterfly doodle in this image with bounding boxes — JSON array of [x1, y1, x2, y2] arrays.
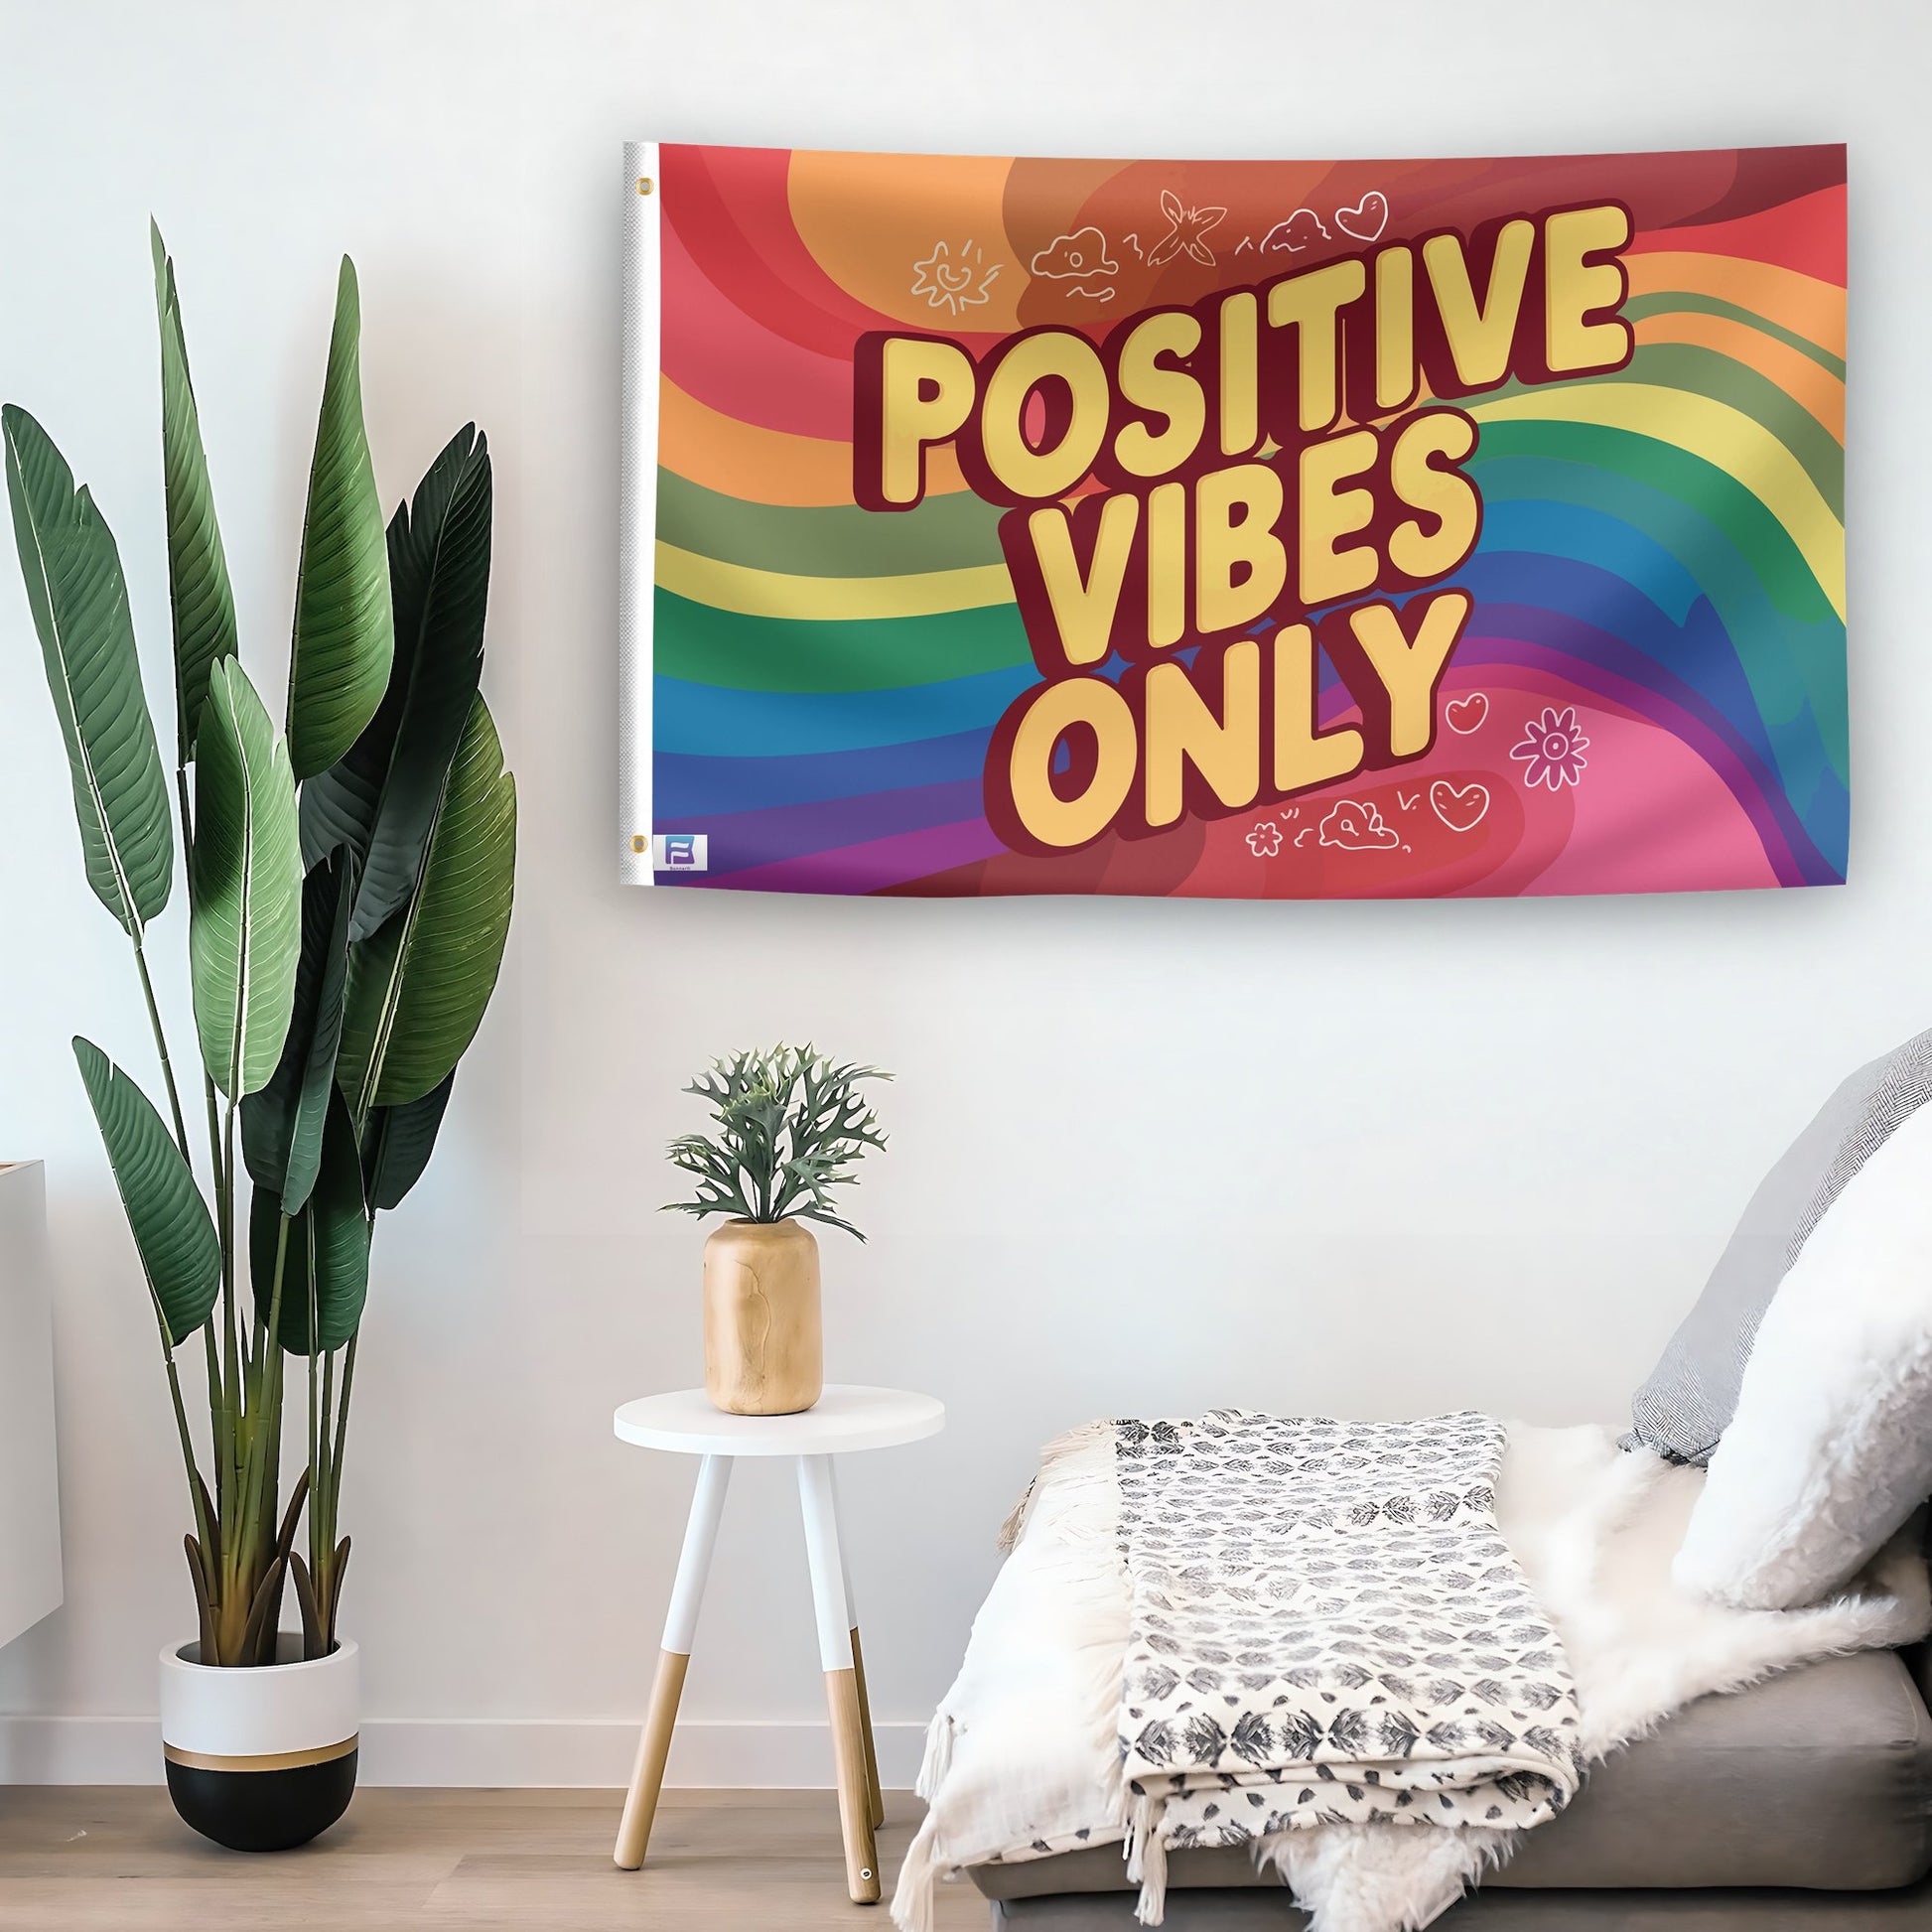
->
[[1147, 189, 1225, 267]]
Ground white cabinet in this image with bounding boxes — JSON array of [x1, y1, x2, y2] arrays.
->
[[0, 1162, 62, 1648]]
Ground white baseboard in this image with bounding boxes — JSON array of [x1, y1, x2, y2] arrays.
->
[[0, 1715, 928, 1788]]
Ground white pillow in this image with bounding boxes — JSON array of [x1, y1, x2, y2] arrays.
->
[[1672, 1097, 1932, 1610]]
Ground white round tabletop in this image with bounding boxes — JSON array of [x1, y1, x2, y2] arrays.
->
[[613, 1384, 945, 1457]]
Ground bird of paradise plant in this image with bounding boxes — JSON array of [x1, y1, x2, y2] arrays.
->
[[3, 226, 514, 1665]]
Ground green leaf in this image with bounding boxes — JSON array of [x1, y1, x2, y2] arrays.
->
[[302, 426, 490, 944], [241, 848, 354, 1213], [339, 694, 515, 1114], [250, 1088, 369, 1355], [361, 1070, 455, 1212], [151, 223, 237, 762], [73, 1036, 219, 1347], [190, 658, 303, 1098], [3, 405, 174, 936], [663, 1043, 888, 1236], [287, 258, 392, 780]]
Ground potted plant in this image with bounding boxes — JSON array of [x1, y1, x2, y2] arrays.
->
[[665, 1045, 889, 1415], [3, 226, 514, 1851]]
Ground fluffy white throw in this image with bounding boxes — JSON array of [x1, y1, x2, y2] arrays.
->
[[894, 1422, 1930, 1932]]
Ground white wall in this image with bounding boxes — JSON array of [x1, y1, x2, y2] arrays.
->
[[0, 0, 1925, 1786]]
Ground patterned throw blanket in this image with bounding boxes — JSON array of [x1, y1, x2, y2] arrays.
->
[[1114, 1412, 1584, 1917]]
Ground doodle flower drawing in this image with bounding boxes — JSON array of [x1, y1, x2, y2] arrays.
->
[[910, 239, 1003, 316], [1147, 190, 1225, 267], [1245, 821, 1284, 858], [1510, 706, 1590, 790]]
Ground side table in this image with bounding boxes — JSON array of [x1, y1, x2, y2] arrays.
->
[[610, 1384, 946, 1903]]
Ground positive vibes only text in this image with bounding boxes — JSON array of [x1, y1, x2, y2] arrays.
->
[[852, 203, 1633, 852]]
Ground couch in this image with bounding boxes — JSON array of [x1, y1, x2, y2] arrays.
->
[[969, 1644, 1932, 1927]]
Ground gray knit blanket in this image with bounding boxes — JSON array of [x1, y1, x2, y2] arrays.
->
[[1114, 1412, 1585, 1908]]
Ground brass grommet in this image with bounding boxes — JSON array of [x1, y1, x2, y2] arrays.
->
[[636, 176, 653, 197]]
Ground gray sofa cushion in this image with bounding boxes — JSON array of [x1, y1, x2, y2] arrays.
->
[[970, 1650, 1932, 1901], [1625, 1028, 1932, 1465], [989, 1876, 1932, 1928]]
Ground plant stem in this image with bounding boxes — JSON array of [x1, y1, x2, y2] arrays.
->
[[218, 1212, 288, 1662], [123, 773, 225, 1640], [314, 1345, 337, 1594], [319, 1333, 355, 1650], [163, 710, 229, 1651], [162, 1353, 211, 1547], [308, 1329, 321, 1544], [151, 1322, 217, 1624], [220, 1096, 239, 1415], [174, 764, 195, 854], [129, 937, 191, 1169], [303, 1237, 326, 1629], [331, 1332, 356, 1494], [201, 1077, 229, 1519], [238, 1214, 290, 1581], [217, 1096, 242, 1568]]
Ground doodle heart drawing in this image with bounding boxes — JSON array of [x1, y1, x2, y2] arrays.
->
[[1429, 780, 1490, 834], [1333, 191, 1390, 242], [1444, 693, 1489, 735]]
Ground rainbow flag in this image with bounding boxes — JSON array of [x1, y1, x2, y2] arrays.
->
[[620, 142, 1846, 899]]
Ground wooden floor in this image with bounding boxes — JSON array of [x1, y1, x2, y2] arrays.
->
[[0, 1787, 986, 1930]]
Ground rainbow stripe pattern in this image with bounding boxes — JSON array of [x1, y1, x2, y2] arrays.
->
[[640, 143, 1846, 897]]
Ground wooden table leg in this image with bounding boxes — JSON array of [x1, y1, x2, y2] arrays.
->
[[614, 1453, 732, 1869], [848, 1625, 885, 1831], [828, 1462, 885, 1830], [798, 1453, 881, 1903]]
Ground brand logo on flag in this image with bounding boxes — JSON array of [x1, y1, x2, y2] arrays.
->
[[653, 833, 707, 872]]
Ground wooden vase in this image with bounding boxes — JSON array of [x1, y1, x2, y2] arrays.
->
[[702, 1218, 823, 1416]]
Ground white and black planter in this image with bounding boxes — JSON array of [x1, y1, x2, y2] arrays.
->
[[159, 1636, 358, 1852]]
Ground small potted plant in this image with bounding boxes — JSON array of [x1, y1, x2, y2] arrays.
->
[[665, 1045, 889, 1416], [4, 228, 514, 1851]]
